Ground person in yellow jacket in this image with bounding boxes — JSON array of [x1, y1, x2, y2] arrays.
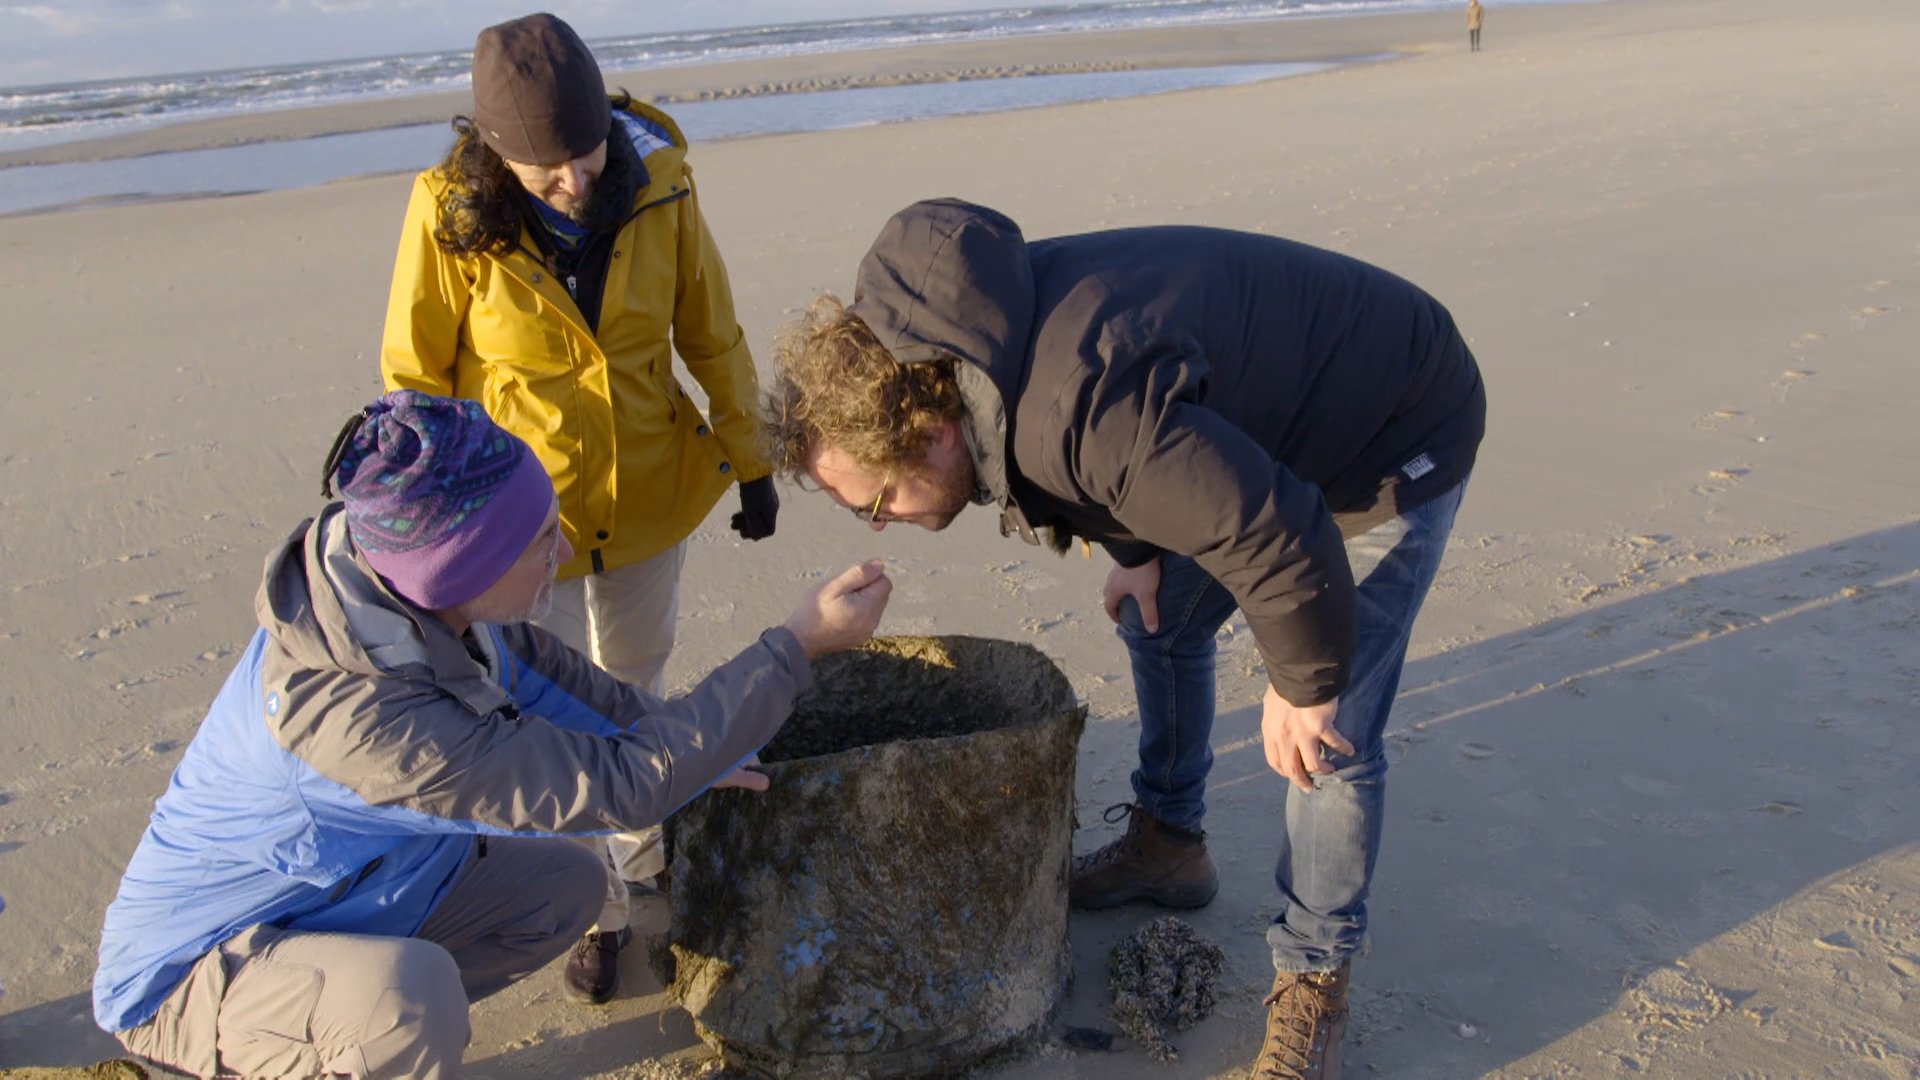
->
[[1468, 0, 1486, 52], [379, 12, 776, 1006]]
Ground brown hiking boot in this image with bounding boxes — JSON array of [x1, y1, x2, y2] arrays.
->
[[1070, 803, 1219, 910], [1252, 962, 1351, 1080], [562, 927, 630, 1004]]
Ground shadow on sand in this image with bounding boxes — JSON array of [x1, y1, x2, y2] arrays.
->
[[6, 523, 1913, 1077]]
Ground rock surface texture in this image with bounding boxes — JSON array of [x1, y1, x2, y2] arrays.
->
[[666, 636, 1087, 1078]]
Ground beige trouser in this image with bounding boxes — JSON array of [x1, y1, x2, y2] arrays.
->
[[117, 836, 602, 1079], [535, 541, 686, 935]]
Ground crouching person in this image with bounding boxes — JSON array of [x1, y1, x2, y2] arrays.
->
[[91, 390, 892, 1078]]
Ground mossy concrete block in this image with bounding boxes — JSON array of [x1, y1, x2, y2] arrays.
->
[[665, 636, 1086, 1078]]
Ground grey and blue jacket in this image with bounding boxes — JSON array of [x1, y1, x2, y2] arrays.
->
[[94, 505, 809, 1033]]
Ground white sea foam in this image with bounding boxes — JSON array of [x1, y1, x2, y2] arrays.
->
[[0, 0, 1575, 149]]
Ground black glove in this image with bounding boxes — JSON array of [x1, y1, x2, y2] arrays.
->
[[731, 476, 780, 540]]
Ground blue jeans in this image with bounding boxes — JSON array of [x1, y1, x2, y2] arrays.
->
[[1116, 481, 1465, 973]]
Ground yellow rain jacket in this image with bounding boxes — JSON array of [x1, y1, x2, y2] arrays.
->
[[381, 101, 767, 581]]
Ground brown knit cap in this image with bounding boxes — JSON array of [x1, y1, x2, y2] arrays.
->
[[471, 13, 610, 166]]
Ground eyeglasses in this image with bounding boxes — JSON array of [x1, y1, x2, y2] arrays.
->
[[850, 482, 903, 524]]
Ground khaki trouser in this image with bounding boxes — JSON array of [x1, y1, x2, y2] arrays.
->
[[118, 836, 602, 1079], [536, 541, 686, 934]]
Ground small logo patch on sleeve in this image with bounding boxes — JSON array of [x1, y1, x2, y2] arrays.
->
[[1401, 453, 1436, 481], [265, 692, 280, 718]]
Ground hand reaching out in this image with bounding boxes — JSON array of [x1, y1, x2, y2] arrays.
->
[[783, 560, 892, 659]]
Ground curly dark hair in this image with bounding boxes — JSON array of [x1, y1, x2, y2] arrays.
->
[[429, 92, 639, 257]]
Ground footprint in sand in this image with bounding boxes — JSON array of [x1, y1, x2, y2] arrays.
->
[[88, 618, 149, 641], [1625, 965, 1731, 1031], [1691, 406, 1748, 433], [127, 591, 186, 606], [1814, 931, 1861, 953], [1694, 466, 1751, 497]]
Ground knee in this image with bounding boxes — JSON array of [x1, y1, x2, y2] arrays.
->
[[357, 940, 469, 1071]]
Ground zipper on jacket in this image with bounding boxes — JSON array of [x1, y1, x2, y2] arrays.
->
[[327, 854, 387, 902], [633, 185, 689, 217]]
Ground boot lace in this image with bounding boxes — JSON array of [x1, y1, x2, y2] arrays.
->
[[1075, 803, 1147, 873], [1253, 971, 1340, 1079]]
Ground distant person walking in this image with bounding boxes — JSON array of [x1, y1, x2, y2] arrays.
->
[[1468, 0, 1486, 52]]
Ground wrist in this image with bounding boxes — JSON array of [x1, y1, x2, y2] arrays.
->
[[784, 619, 823, 660]]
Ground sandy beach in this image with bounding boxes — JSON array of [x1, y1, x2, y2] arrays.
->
[[2, 0, 1917, 1076]]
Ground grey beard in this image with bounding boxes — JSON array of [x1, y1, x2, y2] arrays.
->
[[459, 582, 554, 628]]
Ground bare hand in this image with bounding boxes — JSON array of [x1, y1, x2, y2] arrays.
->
[[712, 756, 770, 793], [1261, 684, 1353, 793], [1102, 557, 1162, 632], [784, 560, 892, 659]]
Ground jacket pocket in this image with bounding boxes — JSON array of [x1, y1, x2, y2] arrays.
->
[[213, 926, 326, 1077], [117, 944, 228, 1078]]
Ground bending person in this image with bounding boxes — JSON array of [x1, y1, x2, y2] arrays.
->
[[762, 199, 1483, 1079]]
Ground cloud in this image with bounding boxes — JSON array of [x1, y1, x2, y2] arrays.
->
[[0, 4, 102, 35], [1, 0, 196, 36], [0, 0, 1044, 88]]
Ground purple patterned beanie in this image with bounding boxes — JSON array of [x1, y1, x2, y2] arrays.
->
[[326, 390, 552, 609]]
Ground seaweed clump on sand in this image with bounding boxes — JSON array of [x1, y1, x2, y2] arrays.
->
[[0, 1063, 149, 1080], [1108, 915, 1226, 1062]]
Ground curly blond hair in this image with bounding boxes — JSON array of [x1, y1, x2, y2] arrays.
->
[[759, 294, 967, 477]]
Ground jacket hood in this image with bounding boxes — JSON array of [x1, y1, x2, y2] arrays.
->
[[849, 198, 1037, 506], [616, 99, 688, 208], [256, 506, 483, 692]]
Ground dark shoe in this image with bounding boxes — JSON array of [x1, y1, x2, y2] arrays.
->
[[563, 927, 631, 1004], [1252, 963, 1350, 1080], [1070, 803, 1219, 910]]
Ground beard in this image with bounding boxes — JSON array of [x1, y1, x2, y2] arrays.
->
[[567, 132, 637, 230], [460, 577, 554, 627], [918, 455, 980, 532], [521, 581, 555, 624]]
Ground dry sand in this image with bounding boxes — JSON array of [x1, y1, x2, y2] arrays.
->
[[2, 0, 1917, 1076]]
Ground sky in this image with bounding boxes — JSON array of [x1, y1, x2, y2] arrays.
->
[[0, 0, 1035, 89]]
